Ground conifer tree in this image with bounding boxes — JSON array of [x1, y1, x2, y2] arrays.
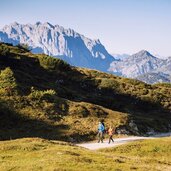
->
[[0, 67, 17, 95]]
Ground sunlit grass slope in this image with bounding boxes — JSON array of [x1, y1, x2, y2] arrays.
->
[[0, 137, 171, 171], [99, 137, 171, 171]]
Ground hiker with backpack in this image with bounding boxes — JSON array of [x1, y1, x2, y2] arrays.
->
[[101, 120, 106, 133], [97, 121, 105, 143]]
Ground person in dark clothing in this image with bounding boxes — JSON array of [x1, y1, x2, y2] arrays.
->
[[101, 120, 106, 139], [101, 121, 106, 133]]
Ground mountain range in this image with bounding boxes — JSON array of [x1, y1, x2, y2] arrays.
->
[[109, 50, 171, 84], [0, 22, 115, 72], [0, 22, 170, 84]]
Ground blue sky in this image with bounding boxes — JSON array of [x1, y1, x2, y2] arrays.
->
[[1, 0, 171, 57]]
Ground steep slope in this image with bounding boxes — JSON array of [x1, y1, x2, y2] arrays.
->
[[0, 22, 115, 72], [0, 43, 171, 142], [108, 50, 164, 77]]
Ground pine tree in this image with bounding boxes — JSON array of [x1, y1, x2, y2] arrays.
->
[[0, 67, 17, 95]]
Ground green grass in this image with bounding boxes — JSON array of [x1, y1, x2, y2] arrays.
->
[[0, 138, 123, 171], [99, 137, 171, 171], [0, 137, 171, 171]]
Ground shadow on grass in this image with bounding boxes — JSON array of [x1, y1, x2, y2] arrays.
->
[[0, 99, 96, 142], [0, 43, 171, 138], [0, 100, 70, 141], [1, 46, 170, 117]]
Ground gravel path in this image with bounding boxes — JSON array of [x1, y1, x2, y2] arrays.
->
[[76, 132, 171, 150]]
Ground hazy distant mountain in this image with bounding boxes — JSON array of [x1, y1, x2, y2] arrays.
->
[[111, 53, 130, 60], [137, 57, 171, 84], [156, 57, 171, 74], [0, 22, 115, 72], [109, 50, 171, 84], [108, 50, 165, 77], [137, 72, 171, 84]]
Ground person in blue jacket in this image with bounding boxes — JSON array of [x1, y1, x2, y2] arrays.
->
[[97, 121, 105, 143]]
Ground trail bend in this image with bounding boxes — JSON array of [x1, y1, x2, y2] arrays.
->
[[76, 132, 171, 150]]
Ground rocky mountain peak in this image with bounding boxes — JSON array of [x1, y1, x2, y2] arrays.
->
[[0, 22, 115, 72], [132, 50, 154, 59]]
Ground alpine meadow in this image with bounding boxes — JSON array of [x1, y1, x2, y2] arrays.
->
[[0, 42, 171, 171], [1, 0, 171, 170]]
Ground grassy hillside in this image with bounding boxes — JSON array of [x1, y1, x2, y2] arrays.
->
[[0, 43, 171, 141], [99, 137, 171, 171], [0, 137, 171, 171]]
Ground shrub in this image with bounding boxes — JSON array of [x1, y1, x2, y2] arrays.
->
[[0, 67, 18, 95], [28, 87, 56, 101], [0, 45, 10, 57], [125, 79, 144, 86], [17, 43, 31, 52], [154, 82, 171, 88], [38, 55, 70, 71], [99, 78, 119, 90]]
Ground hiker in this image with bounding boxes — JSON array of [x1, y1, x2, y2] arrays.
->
[[97, 121, 105, 143], [108, 126, 114, 144], [101, 120, 106, 133]]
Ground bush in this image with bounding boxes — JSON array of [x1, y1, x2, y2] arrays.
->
[[0, 67, 18, 95], [154, 83, 171, 88], [38, 55, 70, 71], [99, 78, 119, 90], [0, 45, 10, 57], [17, 43, 31, 52], [28, 87, 56, 101], [125, 78, 144, 86]]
